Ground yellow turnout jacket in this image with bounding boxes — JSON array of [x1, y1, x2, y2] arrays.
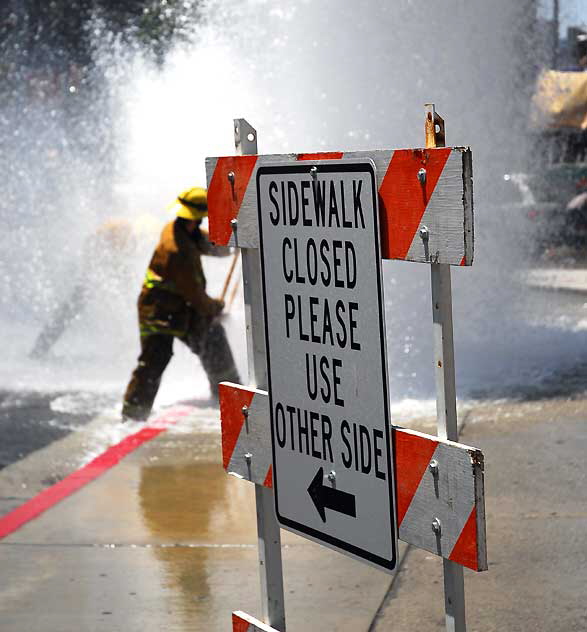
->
[[138, 219, 224, 337]]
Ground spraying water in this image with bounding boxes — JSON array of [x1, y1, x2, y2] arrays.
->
[[2, 0, 585, 424]]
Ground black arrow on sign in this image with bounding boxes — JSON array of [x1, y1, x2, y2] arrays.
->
[[307, 467, 357, 523]]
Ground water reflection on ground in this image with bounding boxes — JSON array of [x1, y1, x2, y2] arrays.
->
[[137, 439, 259, 628]]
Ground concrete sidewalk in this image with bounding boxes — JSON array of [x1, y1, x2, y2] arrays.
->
[[374, 398, 587, 631], [525, 267, 587, 294], [0, 408, 395, 631], [0, 398, 586, 631]]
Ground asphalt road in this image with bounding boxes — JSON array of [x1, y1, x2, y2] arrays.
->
[[0, 389, 115, 471]]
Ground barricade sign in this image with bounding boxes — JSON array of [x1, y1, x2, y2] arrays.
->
[[219, 383, 486, 573], [256, 160, 397, 570], [206, 147, 473, 265], [206, 108, 486, 632]]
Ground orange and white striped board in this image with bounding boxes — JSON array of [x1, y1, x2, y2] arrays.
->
[[219, 382, 487, 572], [232, 611, 279, 632], [205, 147, 473, 266]]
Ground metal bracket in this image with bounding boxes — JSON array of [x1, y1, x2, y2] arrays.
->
[[234, 119, 258, 156], [425, 103, 446, 149]]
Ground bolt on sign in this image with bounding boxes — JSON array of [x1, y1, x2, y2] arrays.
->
[[256, 160, 397, 571]]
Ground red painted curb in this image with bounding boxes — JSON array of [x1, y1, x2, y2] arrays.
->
[[0, 406, 192, 540]]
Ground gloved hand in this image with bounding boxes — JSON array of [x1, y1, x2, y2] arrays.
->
[[211, 298, 225, 317]]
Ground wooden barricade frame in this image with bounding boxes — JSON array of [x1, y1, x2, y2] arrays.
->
[[205, 108, 486, 632]]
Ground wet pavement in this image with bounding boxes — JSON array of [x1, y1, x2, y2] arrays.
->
[[0, 410, 395, 631], [0, 396, 586, 630], [0, 389, 112, 470]]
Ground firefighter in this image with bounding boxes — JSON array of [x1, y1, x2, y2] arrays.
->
[[29, 218, 139, 359], [122, 186, 240, 420]]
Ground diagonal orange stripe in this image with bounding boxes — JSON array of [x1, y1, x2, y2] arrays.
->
[[379, 148, 451, 260], [449, 506, 478, 571], [232, 613, 251, 632], [394, 429, 438, 526], [208, 155, 258, 246], [297, 152, 343, 161], [219, 383, 255, 470], [263, 465, 273, 488]]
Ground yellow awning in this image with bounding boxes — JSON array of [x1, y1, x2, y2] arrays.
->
[[531, 70, 587, 130]]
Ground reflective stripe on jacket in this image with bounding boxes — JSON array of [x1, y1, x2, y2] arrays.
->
[[143, 268, 177, 292]]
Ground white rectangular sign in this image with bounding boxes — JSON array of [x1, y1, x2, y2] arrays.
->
[[257, 161, 397, 571]]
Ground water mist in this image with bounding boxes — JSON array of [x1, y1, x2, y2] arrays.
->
[[2, 0, 584, 421]]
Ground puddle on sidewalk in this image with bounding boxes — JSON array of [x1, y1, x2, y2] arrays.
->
[[135, 438, 261, 627], [138, 459, 257, 545]]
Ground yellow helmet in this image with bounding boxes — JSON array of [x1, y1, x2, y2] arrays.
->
[[171, 186, 208, 221], [95, 219, 136, 254]]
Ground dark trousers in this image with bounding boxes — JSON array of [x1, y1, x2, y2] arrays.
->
[[122, 319, 240, 420]]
